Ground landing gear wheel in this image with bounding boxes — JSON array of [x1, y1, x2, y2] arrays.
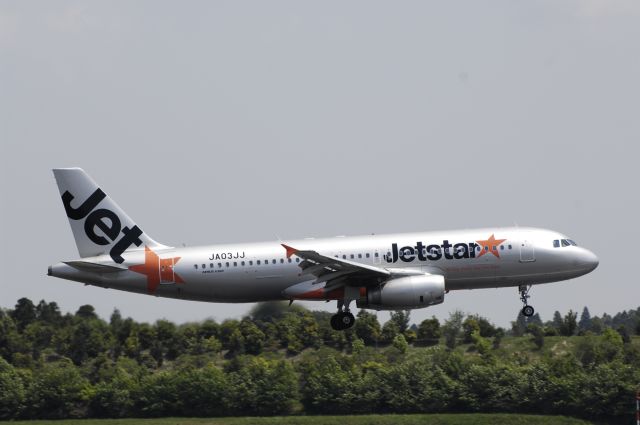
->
[[340, 312, 355, 329], [518, 285, 534, 317], [330, 314, 340, 330], [330, 311, 355, 331]]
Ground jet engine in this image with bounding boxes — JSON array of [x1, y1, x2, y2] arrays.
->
[[356, 274, 445, 310]]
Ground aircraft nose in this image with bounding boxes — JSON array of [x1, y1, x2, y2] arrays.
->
[[578, 249, 599, 273]]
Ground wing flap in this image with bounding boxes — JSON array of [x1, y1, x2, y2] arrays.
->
[[281, 244, 390, 289]]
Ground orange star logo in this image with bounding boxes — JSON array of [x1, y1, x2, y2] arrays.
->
[[129, 247, 185, 294], [475, 234, 507, 258]]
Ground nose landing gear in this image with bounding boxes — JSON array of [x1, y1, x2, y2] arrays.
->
[[330, 300, 355, 331], [519, 284, 535, 317]]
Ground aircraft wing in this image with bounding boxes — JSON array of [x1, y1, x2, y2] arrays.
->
[[281, 244, 390, 288]]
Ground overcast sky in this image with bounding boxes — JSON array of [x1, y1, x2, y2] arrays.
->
[[1, 1, 639, 328]]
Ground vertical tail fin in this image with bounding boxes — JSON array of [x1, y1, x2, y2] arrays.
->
[[52, 168, 169, 263]]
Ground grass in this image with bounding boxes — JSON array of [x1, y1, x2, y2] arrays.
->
[[7, 414, 598, 425]]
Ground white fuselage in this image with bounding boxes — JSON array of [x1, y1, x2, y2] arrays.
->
[[49, 226, 599, 305]]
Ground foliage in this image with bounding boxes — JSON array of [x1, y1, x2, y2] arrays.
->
[[0, 298, 638, 422], [417, 316, 441, 345], [442, 311, 464, 349]]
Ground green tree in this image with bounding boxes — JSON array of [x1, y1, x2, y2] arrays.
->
[[11, 298, 36, 330], [578, 306, 592, 333], [0, 358, 26, 419], [299, 353, 361, 414], [240, 319, 265, 355], [68, 320, 111, 365], [529, 324, 545, 350], [28, 360, 91, 419], [389, 310, 411, 333], [560, 310, 578, 336], [462, 316, 480, 343], [417, 316, 441, 345], [511, 311, 528, 337], [459, 363, 526, 411], [136, 370, 180, 416], [392, 334, 408, 354], [442, 310, 464, 349], [219, 319, 241, 351], [374, 354, 457, 413], [380, 320, 399, 344], [355, 310, 381, 345], [175, 365, 227, 416], [36, 300, 62, 324], [475, 315, 498, 337], [90, 368, 138, 418], [226, 356, 298, 415], [75, 305, 98, 320], [492, 328, 505, 349], [470, 330, 492, 357], [552, 310, 563, 331]]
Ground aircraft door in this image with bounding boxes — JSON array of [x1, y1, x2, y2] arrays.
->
[[160, 257, 180, 284], [519, 240, 535, 263]]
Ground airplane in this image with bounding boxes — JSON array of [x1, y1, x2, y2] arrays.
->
[[48, 168, 599, 330]]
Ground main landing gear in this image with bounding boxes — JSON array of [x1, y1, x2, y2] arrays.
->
[[330, 300, 355, 331], [519, 284, 535, 317]]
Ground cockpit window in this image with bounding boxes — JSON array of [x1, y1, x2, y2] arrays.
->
[[555, 238, 578, 248]]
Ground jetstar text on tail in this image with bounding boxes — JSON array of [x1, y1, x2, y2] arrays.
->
[[62, 188, 143, 263], [387, 235, 507, 263]]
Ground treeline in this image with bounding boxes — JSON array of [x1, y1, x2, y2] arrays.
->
[[0, 298, 639, 422]]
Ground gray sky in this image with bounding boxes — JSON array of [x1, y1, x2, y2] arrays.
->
[[1, 1, 639, 328]]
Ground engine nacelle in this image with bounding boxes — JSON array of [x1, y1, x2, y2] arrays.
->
[[356, 274, 445, 310]]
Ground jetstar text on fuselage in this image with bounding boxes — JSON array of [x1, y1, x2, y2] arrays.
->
[[387, 237, 507, 263]]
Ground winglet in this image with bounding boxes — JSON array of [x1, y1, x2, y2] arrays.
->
[[281, 244, 298, 258]]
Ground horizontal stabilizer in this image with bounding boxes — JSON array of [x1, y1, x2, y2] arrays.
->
[[63, 261, 128, 274]]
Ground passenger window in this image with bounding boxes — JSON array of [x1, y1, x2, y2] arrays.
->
[[553, 240, 560, 248], [265, 259, 268, 264], [287, 258, 292, 263], [358, 254, 362, 259], [210, 263, 214, 268], [202, 264, 206, 269], [295, 258, 300, 263], [374, 252, 379, 257], [194, 264, 198, 270], [500, 245, 504, 250], [226, 262, 230, 267], [508, 245, 512, 249], [257, 260, 261, 265], [234, 262, 237, 267], [272, 259, 276, 264], [241, 261, 245, 266], [280, 258, 284, 263], [218, 263, 222, 268], [350, 254, 354, 259], [249, 260, 253, 266], [342, 255, 346, 259], [366, 253, 370, 258]]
